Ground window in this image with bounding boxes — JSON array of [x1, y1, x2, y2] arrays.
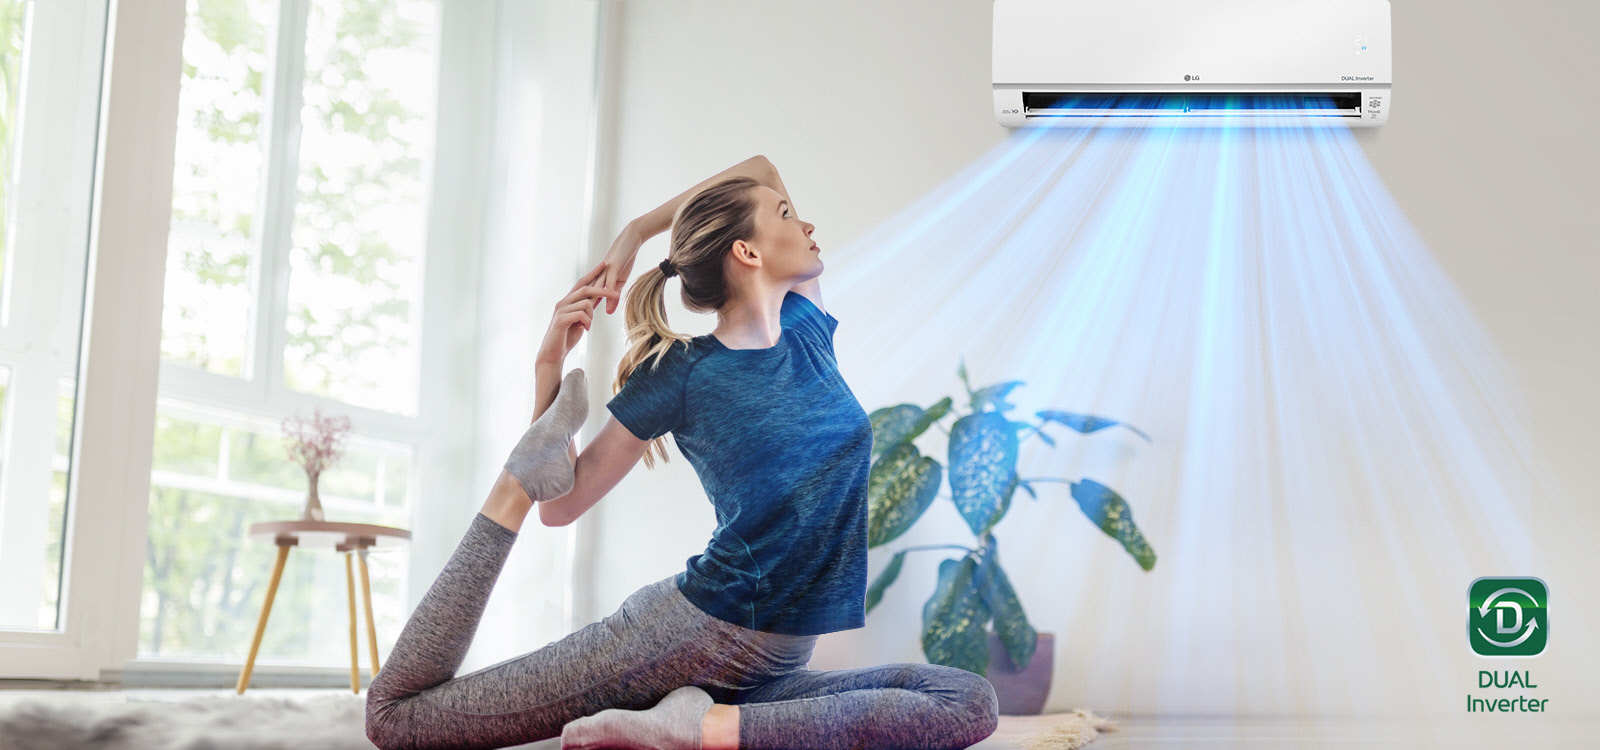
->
[[147, 0, 438, 665], [284, 0, 433, 413], [0, 0, 100, 633], [142, 403, 409, 663], [160, 0, 270, 378]]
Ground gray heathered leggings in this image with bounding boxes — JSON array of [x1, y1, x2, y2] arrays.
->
[[365, 513, 999, 750]]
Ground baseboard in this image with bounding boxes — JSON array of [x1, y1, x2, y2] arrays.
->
[[100, 659, 371, 689]]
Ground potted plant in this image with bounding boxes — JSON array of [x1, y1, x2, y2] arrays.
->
[[281, 406, 354, 522], [864, 357, 1157, 714]]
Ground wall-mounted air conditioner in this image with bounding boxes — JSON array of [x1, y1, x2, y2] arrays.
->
[[993, 0, 1392, 127]]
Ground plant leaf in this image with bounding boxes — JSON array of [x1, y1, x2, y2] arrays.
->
[[922, 556, 993, 677], [920, 397, 954, 430], [1072, 478, 1158, 571], [978, 474, 1018, 538], [970, 380, 1025, 414], [978, 540, 1037, 671], [868, 405, 921, 462], [948, 412, 1019, 536], [865, 549, 907, 615], [1037, 411, 1151, 442], [867, 397, 952, 462], [866, 443, 943, 548]]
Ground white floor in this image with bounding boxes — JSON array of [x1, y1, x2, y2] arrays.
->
[[977, 712, 1600, 749], [0, 687, 1594, 749]]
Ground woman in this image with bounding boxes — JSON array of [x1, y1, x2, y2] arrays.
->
[[365, 156, 1000, 750]]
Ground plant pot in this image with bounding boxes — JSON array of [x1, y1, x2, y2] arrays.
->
[[985, 630, 1053, 715]]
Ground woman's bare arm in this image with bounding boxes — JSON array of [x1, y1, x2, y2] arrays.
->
[[599, 155, 780, 311], [536, 415, 651, 527], [521, 157, 772, 527], [631, 155, 774, 240]]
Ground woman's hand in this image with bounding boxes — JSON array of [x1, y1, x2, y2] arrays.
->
[[597, 223, 645, 316], [536, 260, 620, 367]]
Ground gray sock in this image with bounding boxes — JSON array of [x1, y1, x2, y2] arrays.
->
[[504, 367, 588, 502], [560, 685, 714, 750]]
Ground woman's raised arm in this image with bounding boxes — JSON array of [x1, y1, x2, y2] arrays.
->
[[597, 155, 775, 315], [536, 415, 651, 527], [629, 155, 772, 240]]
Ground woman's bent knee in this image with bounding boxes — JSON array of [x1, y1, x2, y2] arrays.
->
[[966, 678, 992, 742], [366, 696, 410, 750], [906, 663, 1001, 747], [365, 718, 397, 750], [947, 668, 1000, 746], [969, 674, 1000, 743]]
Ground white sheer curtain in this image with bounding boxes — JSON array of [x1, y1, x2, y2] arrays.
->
[[457, 0, 605, 674]]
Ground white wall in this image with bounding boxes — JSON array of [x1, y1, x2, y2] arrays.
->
[[1352, 1, 1599, 522], [564, 0, 1598, 718], [582, 0, 1006, 618], [1352, 0, 1599, 719]]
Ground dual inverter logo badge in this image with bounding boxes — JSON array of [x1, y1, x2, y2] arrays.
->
[[1469, 577, 1547, 657]]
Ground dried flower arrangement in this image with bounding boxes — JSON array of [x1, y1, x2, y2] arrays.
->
[[281, 407, 354, 522]]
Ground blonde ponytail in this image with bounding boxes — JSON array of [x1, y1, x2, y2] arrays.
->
[[613, 175, 761, 469], [614, 265, 693, 469]]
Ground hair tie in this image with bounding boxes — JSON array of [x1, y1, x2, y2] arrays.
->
[[658, 258, 678, 278]]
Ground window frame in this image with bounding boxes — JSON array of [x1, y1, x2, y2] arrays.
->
[[0, 0, 173, 681], [0, 0, 489, 684], [146, 0, 447, 673], [157, 0, 432, 442], [0, 0, 112, 638]]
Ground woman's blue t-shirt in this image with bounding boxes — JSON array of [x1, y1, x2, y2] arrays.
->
[[605, 290, 873, 636]]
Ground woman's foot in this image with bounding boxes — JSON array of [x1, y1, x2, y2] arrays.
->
[[560, 685, 715, 750], [504, 368, 588, 502]]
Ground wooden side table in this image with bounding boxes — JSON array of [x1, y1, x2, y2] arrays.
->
[[235, 520, 411, 695]]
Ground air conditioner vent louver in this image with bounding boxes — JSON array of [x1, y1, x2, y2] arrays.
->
[[1023, 92, 1363, 117]]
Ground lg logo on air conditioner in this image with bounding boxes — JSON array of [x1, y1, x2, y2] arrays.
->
[[1469, 577, 1547, 657]]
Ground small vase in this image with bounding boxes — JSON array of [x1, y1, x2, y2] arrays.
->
[[300, 474, 325, 522], [985, 630, 1054, 715]]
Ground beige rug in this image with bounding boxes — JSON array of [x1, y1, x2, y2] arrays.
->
[[984, 708, 1119, 750], [0, 692, 371, 749], [0, 689, 1116, 750]]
